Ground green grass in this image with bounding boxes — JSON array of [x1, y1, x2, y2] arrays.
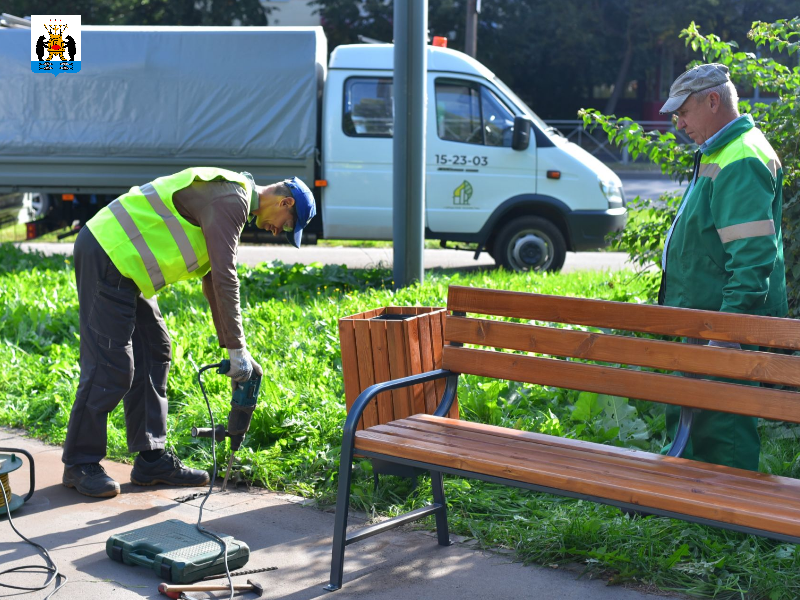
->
[[1, 242, 798, 599]]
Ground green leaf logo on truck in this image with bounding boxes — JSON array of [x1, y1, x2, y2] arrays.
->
[[31, 15, 81, 76], [453, 181, 473, 206]]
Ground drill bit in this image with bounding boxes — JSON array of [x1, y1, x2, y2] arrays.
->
[[221, 453, 235, 491]]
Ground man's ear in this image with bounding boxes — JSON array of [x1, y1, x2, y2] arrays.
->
[[282, 196, 296, 208], [708, 91, 721, 113]]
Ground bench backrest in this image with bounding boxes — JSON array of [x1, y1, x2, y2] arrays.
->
[[443, 286, 800, 423]]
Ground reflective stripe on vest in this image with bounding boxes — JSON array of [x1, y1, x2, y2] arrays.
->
[[140, 182, 200, 273], [107, 199, 167, 292]]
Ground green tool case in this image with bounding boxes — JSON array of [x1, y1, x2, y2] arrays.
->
[[106, 519, 250, 583]]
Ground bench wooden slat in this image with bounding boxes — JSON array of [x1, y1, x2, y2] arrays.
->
[[385, 416, 800, 509], [407, 415, 792, 486], [442, 346, 800, 424], [446, 316, 800, 387], [366, 424, 800, 519], [355, 419, 800, 537], [447, 286, 800, 350]]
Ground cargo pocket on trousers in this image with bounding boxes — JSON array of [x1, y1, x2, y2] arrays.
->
[[85, 343, 134, 412], [150, 360, 170, 398], [87, 280, 137, 346]]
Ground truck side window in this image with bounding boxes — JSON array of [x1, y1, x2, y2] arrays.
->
[[480, 87, 515, 147], [435, 79, 516, 147], [435, 82, 481, 144], [343, 77, 394, 137]]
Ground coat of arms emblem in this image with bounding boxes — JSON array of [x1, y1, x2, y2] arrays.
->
[[31, 15, 81, 76]]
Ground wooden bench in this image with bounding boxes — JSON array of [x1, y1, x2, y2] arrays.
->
[[325, 285, 800, 591]]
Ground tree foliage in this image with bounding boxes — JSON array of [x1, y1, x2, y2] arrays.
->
[[12, 0, 800, 118], [581, 19, 800, 316], [309, 0, 800, 119], [5, 0, 270, 26]]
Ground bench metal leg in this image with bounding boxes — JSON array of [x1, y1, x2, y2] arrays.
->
[[324, 370, 457, 592], [430, 470, 452, 546], [325, 446, 354, 591]]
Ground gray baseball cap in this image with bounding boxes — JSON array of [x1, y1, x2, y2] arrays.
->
[[659, 63, 731, 114]]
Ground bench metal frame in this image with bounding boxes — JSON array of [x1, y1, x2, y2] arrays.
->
[[324, 369, 800, 591], [324, 298, 800, 592]]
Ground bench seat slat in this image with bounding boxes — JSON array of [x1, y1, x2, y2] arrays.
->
[[442, 346, 800, 424], [355, 417, 800, 537], [375, 417, 800, 511], [446, 316, 800, 387], [447, 286, 800, 350], [406, 415, 796, 487]]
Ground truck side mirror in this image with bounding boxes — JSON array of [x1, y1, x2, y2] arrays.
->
[[511, 116, 532, 151]]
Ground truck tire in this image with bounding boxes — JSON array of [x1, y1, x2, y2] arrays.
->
[[494, 216, 566, 272], [29, 193, 51, 219]]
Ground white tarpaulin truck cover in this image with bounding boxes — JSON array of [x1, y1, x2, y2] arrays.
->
[[0, 26, 325, 160]]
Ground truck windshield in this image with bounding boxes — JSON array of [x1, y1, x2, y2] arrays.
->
[[491, 76, 551, 135]]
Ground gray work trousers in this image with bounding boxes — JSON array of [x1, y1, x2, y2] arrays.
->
[[62, 227, 172, 465]]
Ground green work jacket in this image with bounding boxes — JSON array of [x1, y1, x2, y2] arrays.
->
[[660, 115, 787, 317], [87, 167, 251, 298]]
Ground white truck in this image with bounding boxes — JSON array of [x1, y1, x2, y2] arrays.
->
[[0, 25, 625, 271]]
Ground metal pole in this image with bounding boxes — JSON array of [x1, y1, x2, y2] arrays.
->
[[393, 0, 428, 288], [464, 0, 479, 57]]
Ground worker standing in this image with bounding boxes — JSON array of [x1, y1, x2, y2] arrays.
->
[[62, 168, 316, 498], [658, 64, 787, 471]]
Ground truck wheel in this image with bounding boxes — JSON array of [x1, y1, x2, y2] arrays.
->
[[494, 216, 566, 272], [29, 193, 51, 219]]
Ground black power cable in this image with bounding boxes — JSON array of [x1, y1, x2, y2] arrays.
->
[[0, 477, 67, 598], [0, 363, 233, 600], [196, 362, 234, 600]]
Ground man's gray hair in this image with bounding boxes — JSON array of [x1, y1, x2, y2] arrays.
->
[[274, 182, 292, 198], [695, 80, 739, 113]]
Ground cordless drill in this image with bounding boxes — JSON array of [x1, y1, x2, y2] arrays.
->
[[192, 359, 261, 490]]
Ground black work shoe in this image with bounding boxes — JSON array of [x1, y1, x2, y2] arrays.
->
[[130, 451, 210, 487], [63, 463, 120, 498]]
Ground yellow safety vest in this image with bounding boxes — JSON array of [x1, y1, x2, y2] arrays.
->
[[86, 167, 250, 298]]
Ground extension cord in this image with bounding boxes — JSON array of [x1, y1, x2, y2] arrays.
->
[[193, 362, 236, 600], [0, 472, 65, 598]]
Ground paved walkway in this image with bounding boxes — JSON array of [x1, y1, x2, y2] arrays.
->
[[0, 429, 676, 600]]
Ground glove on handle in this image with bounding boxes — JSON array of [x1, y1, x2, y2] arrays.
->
[[227, 347, 255, 382]]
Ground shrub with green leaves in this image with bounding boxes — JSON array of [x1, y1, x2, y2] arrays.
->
[[581, 18, 800, 315]]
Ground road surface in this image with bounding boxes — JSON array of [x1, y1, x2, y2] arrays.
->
[[16, 241, 633, 272], [11, 173, 674, 272]]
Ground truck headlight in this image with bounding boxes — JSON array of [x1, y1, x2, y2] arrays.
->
[[599, 179, 624, 209]]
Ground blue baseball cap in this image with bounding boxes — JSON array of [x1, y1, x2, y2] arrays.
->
[[283, 177, 317, 248]]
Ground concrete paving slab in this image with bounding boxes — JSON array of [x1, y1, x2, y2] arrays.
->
[[0, 428, 678, 600]]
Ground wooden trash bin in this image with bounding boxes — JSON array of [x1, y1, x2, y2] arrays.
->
[[338, 307, 458, 430]]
